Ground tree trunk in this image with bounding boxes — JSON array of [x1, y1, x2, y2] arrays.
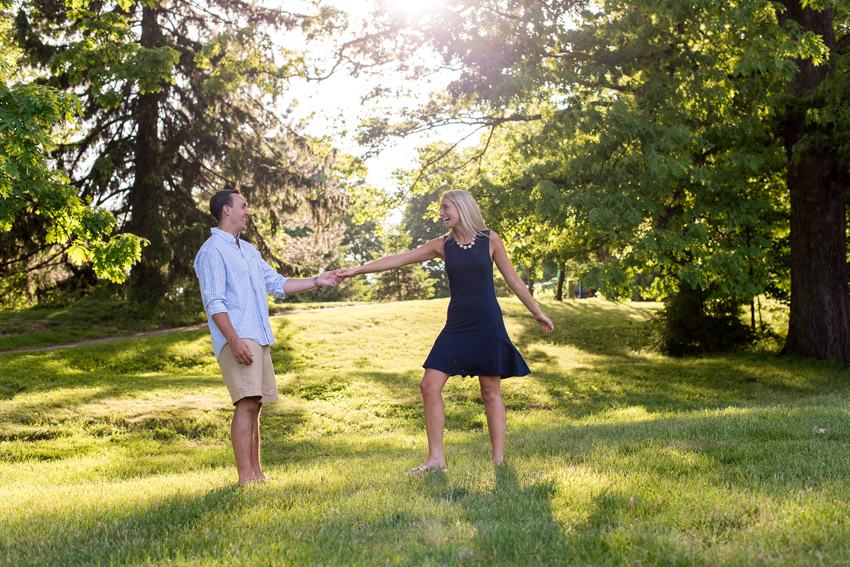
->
[[555, 257, 566, 301], [527, 263, 535, 297], [127, 5, 168, 302], [777, 2, 850, 360]]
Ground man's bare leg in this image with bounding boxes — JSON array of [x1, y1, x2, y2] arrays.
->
[[251, 403, 267, 480], [479, 376, 506, 464], [410, 368, 450, 474], [232, 396, 261, 484]]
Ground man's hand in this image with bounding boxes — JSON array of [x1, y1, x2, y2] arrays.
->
[[230, 337, 254, 365], [317, 269, 344, 287], [211, 312, 254, 365]]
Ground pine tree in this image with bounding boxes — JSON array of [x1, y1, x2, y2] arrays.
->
[[372, 230, 434, 301], [401, 186, 449, 298], [10, 0, 347, 302]]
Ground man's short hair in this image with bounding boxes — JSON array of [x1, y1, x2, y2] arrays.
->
[[210, 190, 241, 222]]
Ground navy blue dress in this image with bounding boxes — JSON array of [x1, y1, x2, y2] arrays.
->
[[423, 230, 531, 379]]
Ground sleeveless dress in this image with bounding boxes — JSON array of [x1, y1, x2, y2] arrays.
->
[[423, 230, 531, 379]]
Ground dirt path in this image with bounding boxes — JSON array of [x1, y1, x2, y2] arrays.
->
[[0, 305, 361, 356]]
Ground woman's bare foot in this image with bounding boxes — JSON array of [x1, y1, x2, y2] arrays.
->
[[407, 459, 447, 475]]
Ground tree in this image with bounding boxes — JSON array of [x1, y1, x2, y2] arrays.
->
[[279, 156, 385, 304], [393, 143, 473, 299], [372, 230, 434, 301], [1, 0, 143, 303], [775, 0, 850, 359], [11, 0, 347, 302], [341, 0, 850, 358], [401, 186, 449, 297]]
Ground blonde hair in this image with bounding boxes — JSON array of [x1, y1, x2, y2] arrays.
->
[[441, 189, 488, 243]]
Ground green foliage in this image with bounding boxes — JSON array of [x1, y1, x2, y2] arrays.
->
[[343, 217, 384, 267], [401, 185, 449, 298], [342, 0, 850, 352], [656, 280, 755, 357], [6, 0, 348, 303], [372, 230, 435, 301], [0, 35, 144, 289]]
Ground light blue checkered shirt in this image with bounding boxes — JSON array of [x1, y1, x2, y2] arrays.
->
[[194, 228, 289, 359]]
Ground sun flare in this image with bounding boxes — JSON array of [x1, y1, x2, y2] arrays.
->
[[387, 0, 444, 16]]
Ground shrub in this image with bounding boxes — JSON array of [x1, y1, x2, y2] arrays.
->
[[656, 281, 753, 356]]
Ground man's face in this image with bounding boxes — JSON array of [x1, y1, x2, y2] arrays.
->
[[225, 194, 250, 233]]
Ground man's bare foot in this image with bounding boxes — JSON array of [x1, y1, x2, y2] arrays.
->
[[407, 460, 447, 475]]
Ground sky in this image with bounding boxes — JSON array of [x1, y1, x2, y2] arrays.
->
[[281, 0, 477, 200]]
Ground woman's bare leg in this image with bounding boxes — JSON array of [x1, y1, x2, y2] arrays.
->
[[412, 368, 450, 472], [479, 375, 506, 464]]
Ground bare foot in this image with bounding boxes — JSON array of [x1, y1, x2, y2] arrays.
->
[[407, 460, 447, 475]]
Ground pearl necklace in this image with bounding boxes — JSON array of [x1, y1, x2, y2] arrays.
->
[[456, 237, 476, 250]]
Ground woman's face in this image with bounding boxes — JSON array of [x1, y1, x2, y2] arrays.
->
[[439, 198, 460, 230]]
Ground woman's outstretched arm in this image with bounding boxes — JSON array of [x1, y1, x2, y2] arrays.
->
[[490, 232, 554, 333], [338, 238, 444, 277]]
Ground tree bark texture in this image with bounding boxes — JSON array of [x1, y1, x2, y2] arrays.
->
[[777, 2, 850, 360], [555, 258, 566, 301], [127, 5, 168, 302]]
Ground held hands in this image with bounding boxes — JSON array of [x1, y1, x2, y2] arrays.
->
[[317, 269, 344, 287], [335, 267, 358, 280]]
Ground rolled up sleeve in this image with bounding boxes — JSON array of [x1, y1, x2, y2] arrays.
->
[[259, 255, 289, 298], [196, 250, 228, 316]]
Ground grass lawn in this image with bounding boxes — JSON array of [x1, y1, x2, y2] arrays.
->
[[0, 296, 357, 352], [0, 298, 849, 566]]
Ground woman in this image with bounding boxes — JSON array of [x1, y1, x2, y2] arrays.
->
[[338, 190, 553, 473]]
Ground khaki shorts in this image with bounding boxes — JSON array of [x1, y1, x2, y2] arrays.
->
[[217, 338, 279, 404]]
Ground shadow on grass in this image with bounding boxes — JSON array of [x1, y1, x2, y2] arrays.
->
[[504, 302, 850, 417], [258, 398, 850, 494], [0, 320, 298, 396], [0, 319, 306, 467], [416, 464, 566, 563], [4, 484, 242, 566], [507, 299, 658, 358], [0, 320, 297, 392], [3, 400, 850, 566]]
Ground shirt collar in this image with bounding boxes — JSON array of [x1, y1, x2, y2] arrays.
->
[[211, 227, 240, 246]]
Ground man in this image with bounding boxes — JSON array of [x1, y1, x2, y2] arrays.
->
[[194, 189, 341, 485]]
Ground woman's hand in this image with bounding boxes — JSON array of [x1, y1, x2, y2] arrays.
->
[[536, 312, 554, 333], [317, 270, 344, 287], [336, 267, 358, 279]]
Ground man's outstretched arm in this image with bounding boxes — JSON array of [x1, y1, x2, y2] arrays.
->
[[282, 271, 343, 295]]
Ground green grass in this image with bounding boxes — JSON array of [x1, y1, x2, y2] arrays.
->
[[1, 298, 849, 566], [0, 295, 358, 352]]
